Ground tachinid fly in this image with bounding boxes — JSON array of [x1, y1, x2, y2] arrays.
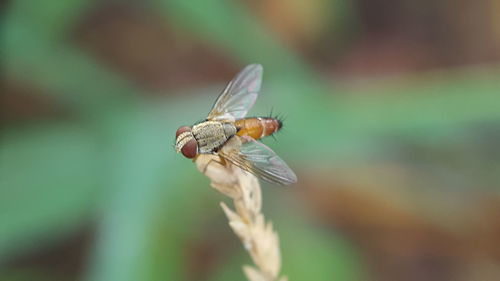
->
[[175, 64, 296, 185]]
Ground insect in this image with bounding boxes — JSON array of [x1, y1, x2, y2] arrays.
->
[[175, 64, 297, 185]]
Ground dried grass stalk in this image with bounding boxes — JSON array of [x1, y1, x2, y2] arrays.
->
[[195, 138, 288, 281]]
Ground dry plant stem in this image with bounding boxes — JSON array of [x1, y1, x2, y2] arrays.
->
[[195, 137, 288, 281]]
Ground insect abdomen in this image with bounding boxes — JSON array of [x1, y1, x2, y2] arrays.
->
[[235, 118, 281, 140]]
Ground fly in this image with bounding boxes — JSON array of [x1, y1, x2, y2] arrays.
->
[[175, 64, 297, 185]]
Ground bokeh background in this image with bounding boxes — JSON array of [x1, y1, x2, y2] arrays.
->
[[2, 0, 500, 280]]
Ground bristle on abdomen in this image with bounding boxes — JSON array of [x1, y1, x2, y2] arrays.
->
[[235, 117, 281, 140]]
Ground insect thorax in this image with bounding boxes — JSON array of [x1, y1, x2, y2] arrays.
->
[[192, 121, 236, 153]]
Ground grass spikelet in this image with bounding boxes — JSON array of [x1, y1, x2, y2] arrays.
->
[[195, 137, 287, 281]]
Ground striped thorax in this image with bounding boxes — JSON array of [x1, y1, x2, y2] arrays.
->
[[192, 121, 237, 153]]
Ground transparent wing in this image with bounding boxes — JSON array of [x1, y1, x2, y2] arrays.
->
[[206, 64, 263, 121], [219, 136, 297, 186]]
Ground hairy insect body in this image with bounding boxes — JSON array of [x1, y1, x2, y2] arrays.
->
[[193, 121, 237, 153]]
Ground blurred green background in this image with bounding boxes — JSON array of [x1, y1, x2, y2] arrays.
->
[[2, 0, 500, 280]]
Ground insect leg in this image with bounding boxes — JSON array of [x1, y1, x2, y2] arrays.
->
[[202, 155, 227, 174]]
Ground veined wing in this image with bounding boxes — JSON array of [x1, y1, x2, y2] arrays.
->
[[206, 64, 263, 122], [219, 136, 297, 186]]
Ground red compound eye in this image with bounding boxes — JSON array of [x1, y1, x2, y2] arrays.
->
[[181, 139, 198, 159], [176, 126, 191, 138]]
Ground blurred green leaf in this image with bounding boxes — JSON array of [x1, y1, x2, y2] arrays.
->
[[83, 103, 217, 281], [5, 0, 91, 40], [0, 123, 100, 259], [280, 222, 365, 281], [4, 22, 140, 116]]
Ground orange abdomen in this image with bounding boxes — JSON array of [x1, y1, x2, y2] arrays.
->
[[235, 118, 282, 140]]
